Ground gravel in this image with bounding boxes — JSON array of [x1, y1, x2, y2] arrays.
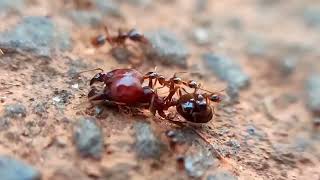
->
[[74, 117, 103, 159], [306, 73, 320, 115], [207, 171, 238, 180], [190, 27, 210, 45], [202, 53, 250, 89], [67, 10, 103, 27], [0, 0, 25, 14], [0, 16, 72, 58], [0, 155, 41, 180], [4, 103, 27, 118], [303, 7, 320, 28], [145, 29, 189, 67], [134, 122, 165, 159]]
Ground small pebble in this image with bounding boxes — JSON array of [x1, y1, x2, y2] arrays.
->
[[202, 53, 250, 89], [279, 56, 297, 76], [191, 27, 210, 45], [0, 155, 41, 180], [68, 10, 103, 27], [306, 73, 320, 115], [145, 29, 189, 68], [0, 0, 25, 14], [303, 7, 320, 28], [134, 122, 165, 159], [0, 117, 10, 130], [207, 171, 238, 180], [73, 117, 103, 159], [4, 103, 27, 118], [71, 84, 79, 89], [0, 16, 72, 57], [102, 163, 134, 180], [184, 143, 218, 178]]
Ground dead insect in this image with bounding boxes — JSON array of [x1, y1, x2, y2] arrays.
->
[[82, 68, 175, 119]]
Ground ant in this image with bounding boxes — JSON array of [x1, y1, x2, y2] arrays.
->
[[80, 68, 175, 119], [91, 26, 149, 67], [143, 69, 188, 102], [80, 68, 226, 161], [91, 26, 149, 48], [143, 69, 212, 106], [174, 90, 223, 124]]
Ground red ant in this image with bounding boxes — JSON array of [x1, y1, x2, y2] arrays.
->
[[91, 26, 149, 48], [79, 68, 226, 160], [85, 67, 224, 124], [80, 68, 175, 119], [174, 90, 223, 124]]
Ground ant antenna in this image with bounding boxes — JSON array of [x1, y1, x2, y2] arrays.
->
[[76, 68, 104, 75], [198, 87, 225, 94], [104, 25, 111, 37], [173, 71, 187, 77]]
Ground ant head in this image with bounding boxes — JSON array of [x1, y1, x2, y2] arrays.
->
[[187, 80, 198, 88], [196, 94, 207, 110], [91, 34, 106, 47], [128, 29, 144, 41], [209, 93, 223, 103], [172, 77, 183, 84], [158, 75, 166, 84], [145, 71, 158, 79], [90, 73, 105, 85]]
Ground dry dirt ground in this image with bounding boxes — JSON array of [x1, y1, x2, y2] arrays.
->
[[0, 0, 320, 180]]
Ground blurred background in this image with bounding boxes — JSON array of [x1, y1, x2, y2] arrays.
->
[[0, 0, 319, 180]]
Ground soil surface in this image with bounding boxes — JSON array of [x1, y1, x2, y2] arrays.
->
[[0, 0, 320, 180]]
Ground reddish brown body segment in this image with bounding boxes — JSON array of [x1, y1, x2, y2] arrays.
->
[[176, 93, 213, 123], [88, 68, 174, 118], [110, 75, 144, 104]]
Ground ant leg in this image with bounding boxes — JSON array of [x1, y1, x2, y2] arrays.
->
[[153, 79, 158, 88], [179, 87, 189, 97], [165, 86, 179, 103], [158, 110, 167, 119], [142, 76, 153, 88], [88, 88, 110, 105], [158, 110, 184, 126], [148, 78, 154, 88], [102, 99, 126, 106], [149, 89, 157, 115], [104, 25, 111, 38]]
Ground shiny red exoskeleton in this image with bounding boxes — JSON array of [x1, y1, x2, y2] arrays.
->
[[88, 68, 174, 118], [86, 68, 223, 124]]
